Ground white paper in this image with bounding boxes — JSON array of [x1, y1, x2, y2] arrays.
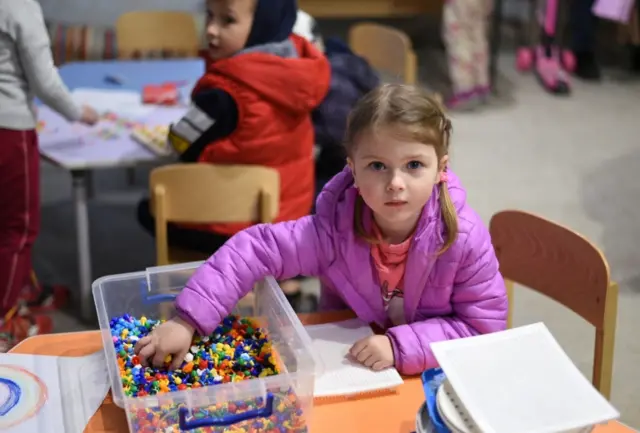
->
[[0, 351, 110, 433], [305, 319, 404, 398], [60, 350, 111, 433], [71, 88, 154, 119], [431, 323, 620, 433]]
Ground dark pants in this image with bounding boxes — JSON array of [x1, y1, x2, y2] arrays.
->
[[136, 198, 230, 255], [571, 0, 598, 53], [0, 129, 40, 316]]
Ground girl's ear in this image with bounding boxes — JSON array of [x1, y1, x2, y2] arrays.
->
[[437, 155, 449, 183], [346, 157, 354, 172], [347, 157, 358, 188]]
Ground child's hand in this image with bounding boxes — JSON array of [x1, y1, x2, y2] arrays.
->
[[349, 335, 395, 371], [134, 316, 195, 369], [80, 105, 99, 125]]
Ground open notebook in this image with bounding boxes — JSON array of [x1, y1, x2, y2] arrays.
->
[[430, 323, 619, 433], [305, 319, 404, 398]]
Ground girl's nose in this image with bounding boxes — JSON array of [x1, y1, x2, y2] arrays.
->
[[387, 172, 405, 191]]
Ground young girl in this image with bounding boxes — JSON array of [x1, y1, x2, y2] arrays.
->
[[0, 0, 98, 351], [135, 84, 508, 374], [442, 0, 493, 110]]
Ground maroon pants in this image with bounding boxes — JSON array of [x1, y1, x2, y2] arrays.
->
[[0, 128, 40, 316]]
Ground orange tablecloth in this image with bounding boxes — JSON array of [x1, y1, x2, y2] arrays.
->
[[10, 311, 634, 433]]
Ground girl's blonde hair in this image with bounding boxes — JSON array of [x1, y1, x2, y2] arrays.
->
[[344, 83, 457, 255]]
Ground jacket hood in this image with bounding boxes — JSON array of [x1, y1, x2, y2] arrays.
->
[[315, 165, 468, 239], [245, 0, 297, 48], [202, 35, 330, 116]]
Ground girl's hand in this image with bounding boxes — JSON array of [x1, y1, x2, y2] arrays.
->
[[80, 105, 99, 125], [134, 316, 195, 369], [349, 335, 395, 371]]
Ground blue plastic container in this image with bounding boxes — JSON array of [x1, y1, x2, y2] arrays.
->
[[420, 368, 451, 433]]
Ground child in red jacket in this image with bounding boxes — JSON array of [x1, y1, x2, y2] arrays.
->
[[137, 0, 330, 305]]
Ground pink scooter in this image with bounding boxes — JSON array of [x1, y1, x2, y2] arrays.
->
[[516, 0, 575, 95]]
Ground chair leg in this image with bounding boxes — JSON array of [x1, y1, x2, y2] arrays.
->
[[86, 171, 94, 199], [505, 279, 514, 329]]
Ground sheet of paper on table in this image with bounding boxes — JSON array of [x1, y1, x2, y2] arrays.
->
[[71, 88, 155, 119], [0, 350, 110, 433], [304, 318, 404, 398]]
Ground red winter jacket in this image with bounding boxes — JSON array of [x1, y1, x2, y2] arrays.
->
[[185, 35, 330, 236]]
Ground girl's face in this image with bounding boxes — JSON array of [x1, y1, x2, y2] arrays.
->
[[205, 0, 254, 60], [347, 128, 447, 242]]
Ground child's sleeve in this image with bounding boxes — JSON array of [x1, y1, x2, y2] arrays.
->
[[167, 89, 239, 162], [386, 221, 508, 375], [14, 0, 82, 121], [174, 215, 331, 336]]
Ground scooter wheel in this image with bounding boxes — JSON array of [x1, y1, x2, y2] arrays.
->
[[562, 50, 576, 73], [516, 47, 534, 72]]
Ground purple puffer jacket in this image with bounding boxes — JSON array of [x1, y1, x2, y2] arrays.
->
[[176, 166, 508, 375]]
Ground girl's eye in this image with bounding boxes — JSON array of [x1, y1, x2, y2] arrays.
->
[[407, 160, 423, 170], [368, 161, 385, 171], [224, 15, 236, 24]]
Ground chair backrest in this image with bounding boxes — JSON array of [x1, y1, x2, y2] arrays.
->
[[115, 11, 200, 59], [150, 164, 279, 265], [348, 22, 417, 85], [489, 210, 618, 399]]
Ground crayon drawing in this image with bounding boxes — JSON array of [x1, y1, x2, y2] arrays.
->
[[0, 365, 47, 430], [0, 355, 65, 433]]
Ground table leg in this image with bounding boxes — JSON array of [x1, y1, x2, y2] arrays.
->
[[72, 170, 94, 321], [127, 167, 136, 186], [490, 0, 504, 93], [86, 171, 94, 200]]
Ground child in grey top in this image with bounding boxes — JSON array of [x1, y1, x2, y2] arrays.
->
[[0, 0, 98, 128], [0, 0, 98, 351]]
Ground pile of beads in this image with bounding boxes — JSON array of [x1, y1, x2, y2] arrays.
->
[[110, 314, 280, 398]]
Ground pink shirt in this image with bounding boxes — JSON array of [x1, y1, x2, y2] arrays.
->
[[370, 222, 413, 325]]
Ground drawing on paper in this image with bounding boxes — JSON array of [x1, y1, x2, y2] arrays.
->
[[0, 365, 48, 429]]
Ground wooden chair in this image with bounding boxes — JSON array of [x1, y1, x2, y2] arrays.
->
[[489, 210, 618, 400], [115, 11, 200, 186], [115, 11, 200, 59], [348, 22, 418, 85], [298, 0, 441, 18], [150, 164, 279, 266], [149, 164, 279, 310]]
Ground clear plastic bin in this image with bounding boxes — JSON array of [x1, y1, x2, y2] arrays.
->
[[93, 261, 318, 433]]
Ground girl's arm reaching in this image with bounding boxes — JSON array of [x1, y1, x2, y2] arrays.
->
[[386, 221, 508, 375], [176, 216, 329, 336]]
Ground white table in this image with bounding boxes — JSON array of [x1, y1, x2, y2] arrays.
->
[[39, 58, 204, 320]]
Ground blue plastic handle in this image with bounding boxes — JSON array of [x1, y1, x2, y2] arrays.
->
[[144, 293, 177, 303], [139, 281, 177, 305], [178, 393, 274, 430]]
